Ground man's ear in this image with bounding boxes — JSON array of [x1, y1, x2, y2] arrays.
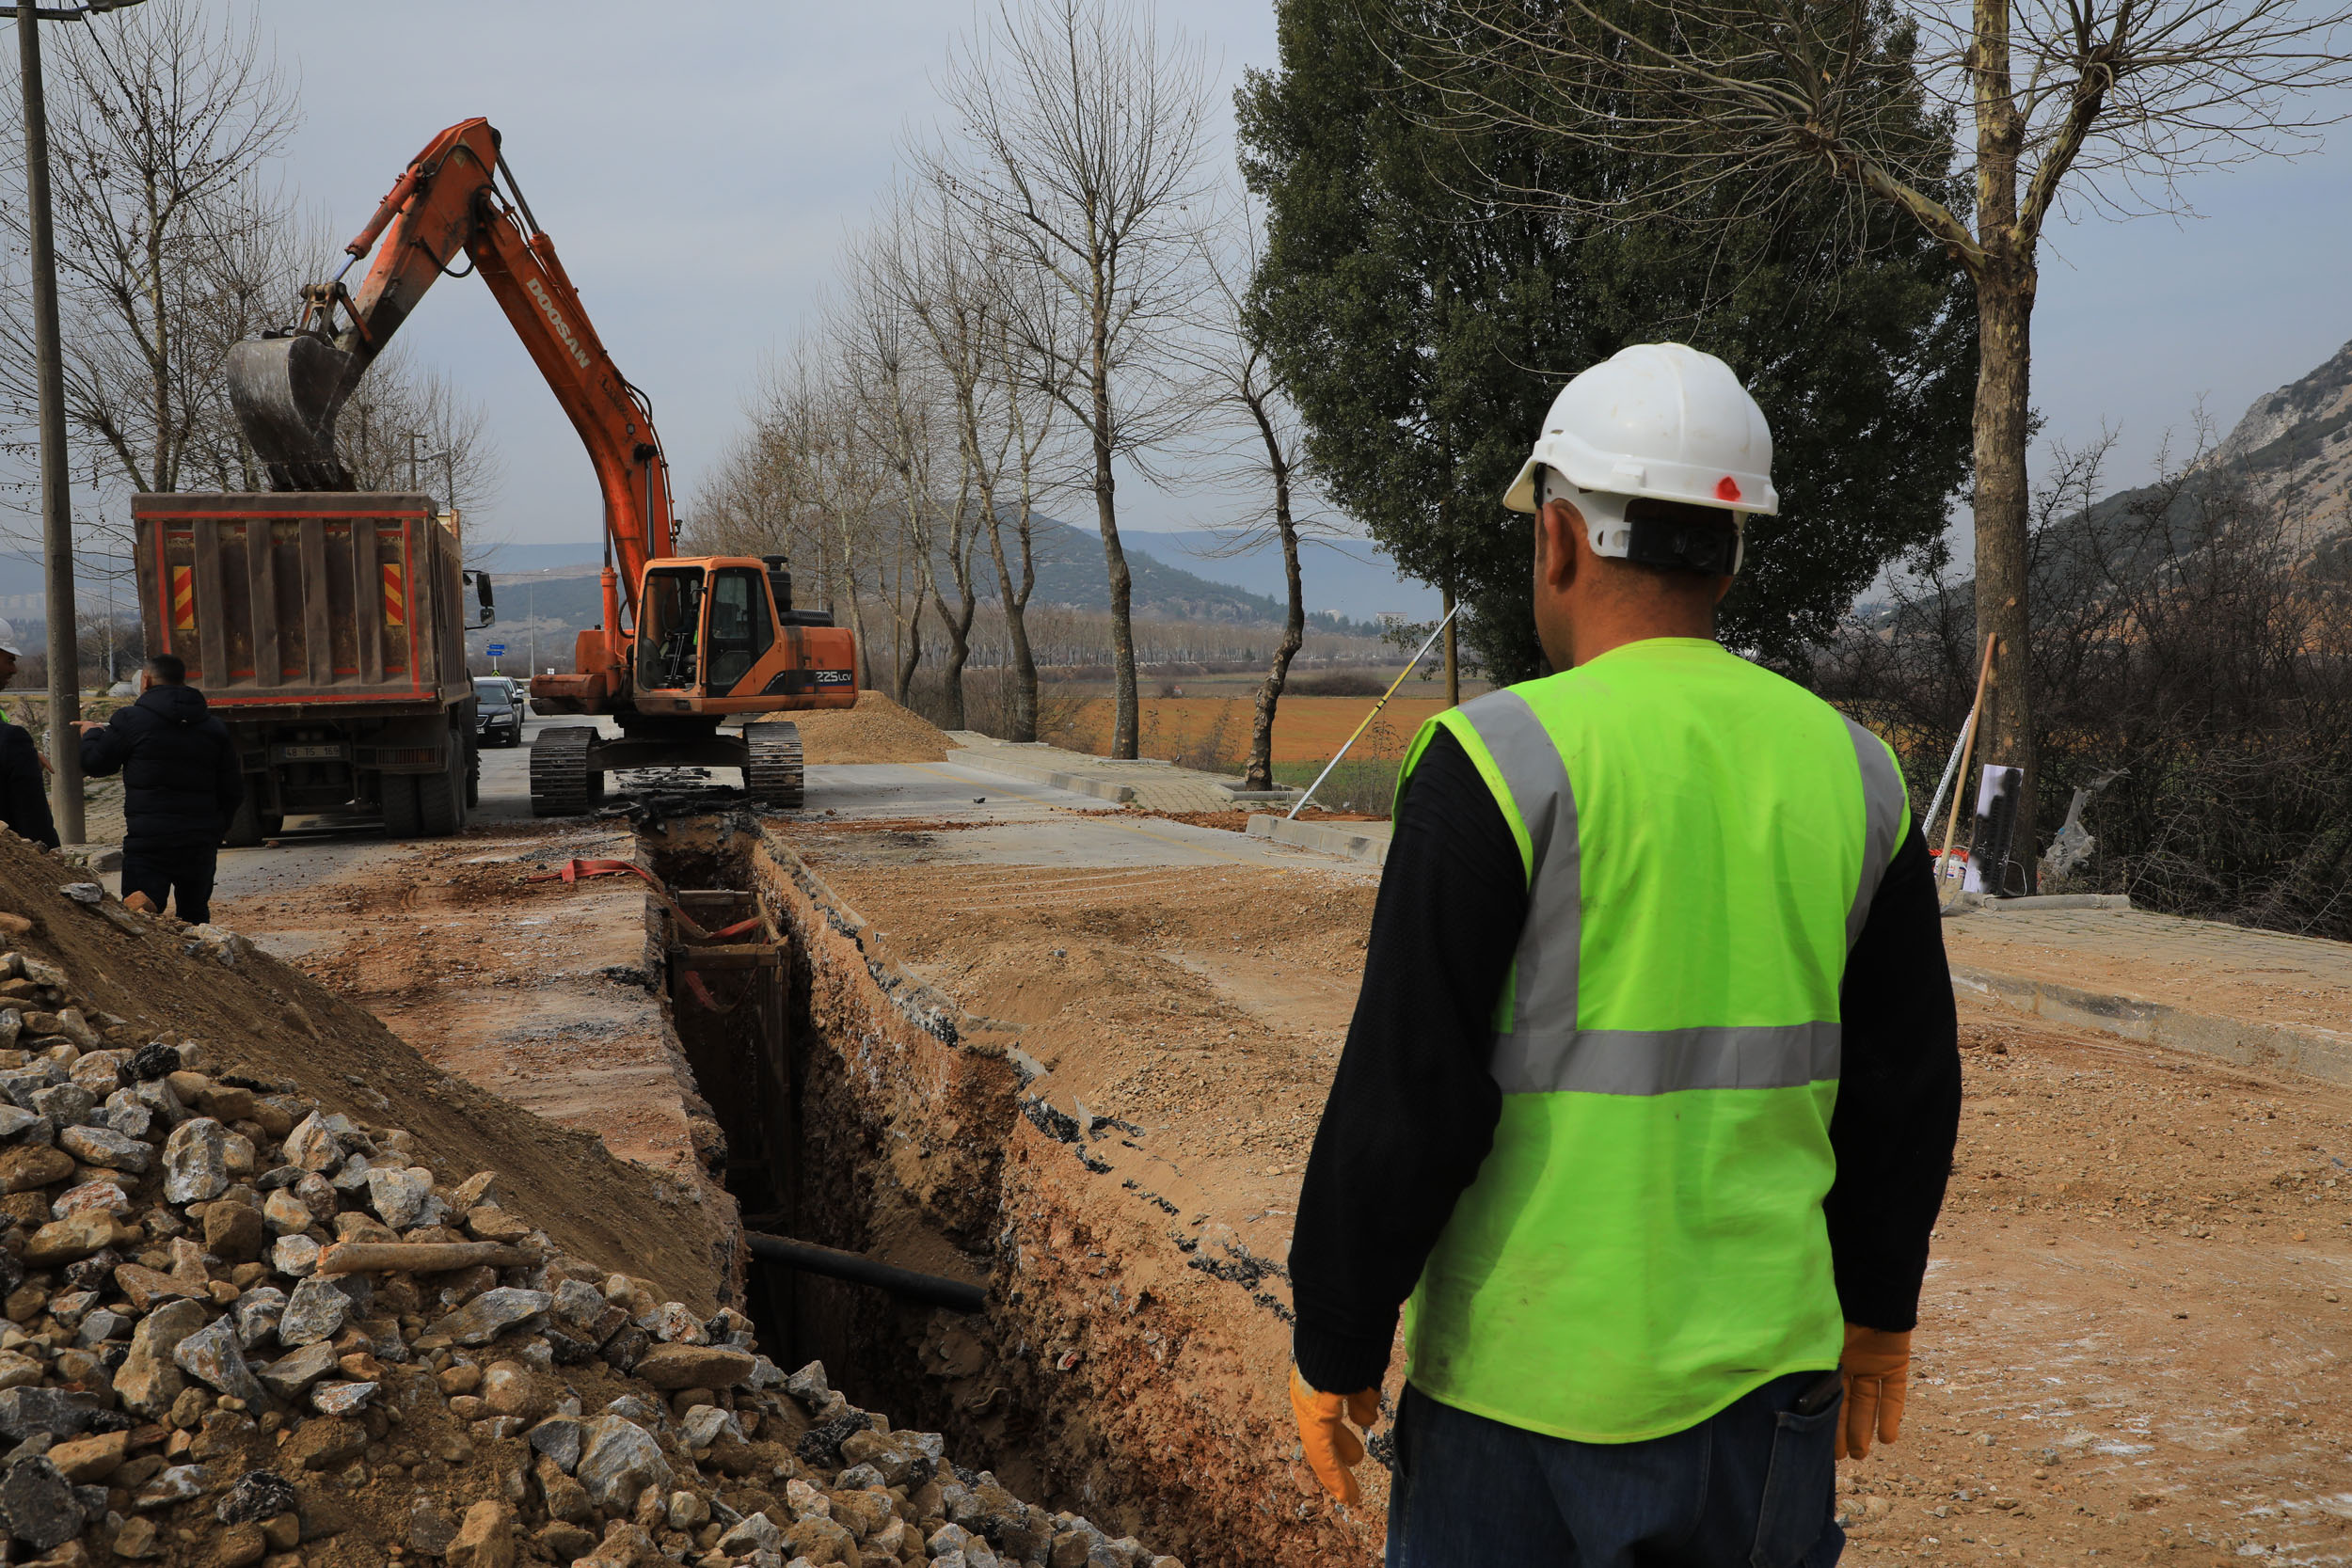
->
[[1538, 499, 1582, 593]]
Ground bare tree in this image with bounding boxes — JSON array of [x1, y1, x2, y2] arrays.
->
[[1406, 0, 2352, 879], [938, 0, 1216, 758], [866, 183, 1000, 729], [692, 345, 898, 692], [890, 160, 1078, 739], [837, 229, 968, 710], [334, 348, 506, 555], [0, 0, 298, 499], [977, 276, 1071, 742], [1184, 196, 1334, 791]]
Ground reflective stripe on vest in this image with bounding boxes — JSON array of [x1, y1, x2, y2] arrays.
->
[[1396, 638, 1912, 1443]]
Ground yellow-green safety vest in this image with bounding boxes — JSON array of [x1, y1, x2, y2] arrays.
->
[[1400, 637, 1911, 1443]]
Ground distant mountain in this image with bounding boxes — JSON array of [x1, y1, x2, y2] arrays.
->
[[477, 516, 1390, 639], [1006, 518, 1383, 631], [1119, 528, 1444, 626]]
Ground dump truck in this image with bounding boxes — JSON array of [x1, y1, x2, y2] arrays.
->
[[132, 490, 495, 843]]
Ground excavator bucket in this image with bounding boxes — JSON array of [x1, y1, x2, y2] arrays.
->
[[226, 333, 362, 491]]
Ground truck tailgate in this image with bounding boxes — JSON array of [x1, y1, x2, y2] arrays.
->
[[133, 492, 469, 712]]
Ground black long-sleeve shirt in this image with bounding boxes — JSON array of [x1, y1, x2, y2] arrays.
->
[[1288, 725, 1962, 1396], [0, 724, 56, 850]]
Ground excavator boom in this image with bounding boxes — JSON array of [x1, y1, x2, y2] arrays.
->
[[226, 118, 673, 624]]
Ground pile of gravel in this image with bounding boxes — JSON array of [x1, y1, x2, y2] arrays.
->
[[0, 918, 1180, 1568]]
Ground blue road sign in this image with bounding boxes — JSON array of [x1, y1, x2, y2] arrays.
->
[[485, 642, 506, 657]]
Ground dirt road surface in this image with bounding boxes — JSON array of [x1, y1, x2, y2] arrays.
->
[[780, 791, 2352, 1567], [196, 717, 719, 1181], [178, 726, 2352, 1565]]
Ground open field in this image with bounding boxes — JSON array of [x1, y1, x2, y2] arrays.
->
[[1041, 691, 1463, 770]]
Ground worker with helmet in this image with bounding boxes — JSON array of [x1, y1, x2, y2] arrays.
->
[[1286, 344, 1961, 1564]]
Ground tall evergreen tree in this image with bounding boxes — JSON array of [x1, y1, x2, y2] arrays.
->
[[1236, 0, 1977, 680]]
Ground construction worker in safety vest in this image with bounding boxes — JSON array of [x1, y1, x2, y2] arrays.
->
[[1286, 344, 1962, 1566]]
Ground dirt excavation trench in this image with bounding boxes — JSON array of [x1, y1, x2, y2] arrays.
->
[[636, 813, 1362, 1568], [215, 791, 2352, 1568]]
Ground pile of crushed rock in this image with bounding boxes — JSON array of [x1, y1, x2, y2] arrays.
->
[[0, 904, 1180, 1568]]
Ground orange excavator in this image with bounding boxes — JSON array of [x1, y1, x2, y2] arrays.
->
[[226, 117, 855, 816]]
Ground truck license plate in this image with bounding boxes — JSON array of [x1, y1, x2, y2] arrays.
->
[[281, 744, 342, 760]]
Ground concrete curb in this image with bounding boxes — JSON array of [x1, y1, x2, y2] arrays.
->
[[947, 750, 1136, 804], [1942, 892, 2134, 917], [1950, 963, 2352, 1088], [1245, 814, 1392, 866]]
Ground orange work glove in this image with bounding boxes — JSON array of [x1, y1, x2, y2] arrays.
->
[[1290, 1366, 1380, 1506], [1837, 1323, 1912, 1460]]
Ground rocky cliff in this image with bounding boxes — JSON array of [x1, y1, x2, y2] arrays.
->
[[2202, 339, 2352, 549]]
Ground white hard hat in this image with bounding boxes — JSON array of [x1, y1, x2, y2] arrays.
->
[[0, 620, 21, 657], [1502, 343, 1779, 531]]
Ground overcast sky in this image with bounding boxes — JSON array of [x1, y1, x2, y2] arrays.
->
[[37, 2, 2352, 578]]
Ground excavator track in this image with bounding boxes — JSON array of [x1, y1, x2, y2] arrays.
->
[[530, 725, 606, 817], [744, 721, 804, 810]]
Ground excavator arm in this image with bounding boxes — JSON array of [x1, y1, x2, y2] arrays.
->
[[227, 118, 673, 648]]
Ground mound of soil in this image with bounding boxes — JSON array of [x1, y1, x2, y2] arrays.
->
[[0, 831, 1187, 1568], [0, 832, 729, 1313], [790, 694, 951, 766]]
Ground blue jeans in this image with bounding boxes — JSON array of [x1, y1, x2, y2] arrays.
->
[[1385, 1373, 1845, 1567]]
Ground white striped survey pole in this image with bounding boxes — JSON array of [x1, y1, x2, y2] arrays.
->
[[1919, 707, 1974, 850], [1287, 603, 1460, 821]]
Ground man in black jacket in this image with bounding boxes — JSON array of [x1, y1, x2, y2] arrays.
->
[[80, 654, 241, 923], [0, 640, 56, 850]]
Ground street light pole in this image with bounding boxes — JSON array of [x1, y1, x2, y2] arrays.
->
[[15, 0, 83, 845]]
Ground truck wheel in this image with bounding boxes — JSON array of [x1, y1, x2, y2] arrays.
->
[[530, 726, 603, 816], [259, 812, 286, 838], [381, 773, 422, 838], [745, 722, 804, 810], [222, 795, 262, 849], [419, 733, 469, 836], [465, 733, 481, 809]]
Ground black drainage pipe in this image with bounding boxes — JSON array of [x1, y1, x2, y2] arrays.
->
[[746, 1231, 988, 1315]]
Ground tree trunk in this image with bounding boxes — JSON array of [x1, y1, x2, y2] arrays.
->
[[1247, 493, 1307, 793], [892, 596, 924, 708], [981, 512, 1041, 742], [930, 535, 978, 733], [932, 568, 976, 734], [1095, 427, 1138, 758], [1971, 269, 2038, 893], [850, 594, 877, 691], [1006, 604, 1039, 742], [1441, 587, 1459, 707], [939, 631, 970, 729]]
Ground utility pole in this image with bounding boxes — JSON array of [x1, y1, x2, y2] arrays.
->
[[12, 0, 144, 847], [406, 432, 422, 491], [20, 0, 75, 843]]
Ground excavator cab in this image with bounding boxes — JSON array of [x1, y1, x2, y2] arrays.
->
[[638, 566, 706, 694], [632, 559, 854, 709]]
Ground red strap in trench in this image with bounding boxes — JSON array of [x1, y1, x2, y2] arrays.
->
[[525, 858, 762, 944]]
